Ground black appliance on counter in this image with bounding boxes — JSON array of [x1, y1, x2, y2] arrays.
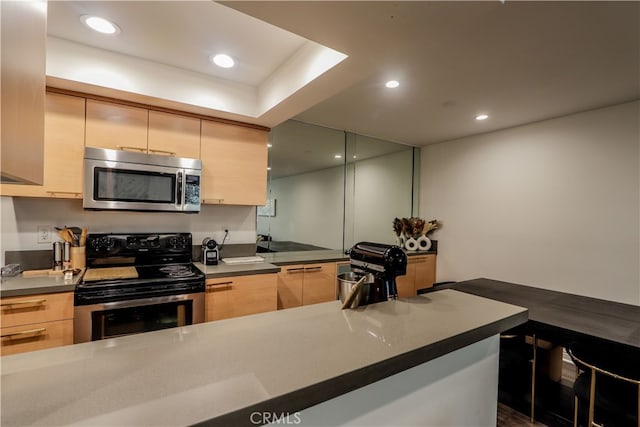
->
[[74, 232, 205, 343], [201, 237, 219, 265], [349, 242, 407, 305]]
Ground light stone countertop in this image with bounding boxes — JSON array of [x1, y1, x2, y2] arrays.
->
[[0, 289, 527, 427], [0, 270, 82, 297]]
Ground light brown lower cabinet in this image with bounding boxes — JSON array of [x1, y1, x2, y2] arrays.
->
[[205, 274, 277, 322], [277, 263, 337, 309], [395, 254, 436, 297], [0, 291, 74, 356]]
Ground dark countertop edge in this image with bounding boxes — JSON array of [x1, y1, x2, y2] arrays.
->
[[193, 307, 528, 427], [204, 267, 281, 279], [0, 284, 76, 298]]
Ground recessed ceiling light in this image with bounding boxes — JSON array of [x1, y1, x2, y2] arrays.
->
[[211, 54, 235, 68], [475, 114, 489, 121], [385, 80, 400, 89], [81, 15, 120, 35], [334, 154, 342, 159]]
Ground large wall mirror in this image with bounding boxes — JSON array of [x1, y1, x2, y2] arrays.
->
[[257, 120, 419, 253]]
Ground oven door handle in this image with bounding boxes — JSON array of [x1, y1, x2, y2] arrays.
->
[[78, 293, 202, 311]]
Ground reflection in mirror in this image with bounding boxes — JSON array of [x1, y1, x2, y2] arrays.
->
[[344, 133, 417, 249], [257, 120, 345, 253], [257, 120, 419, 253]]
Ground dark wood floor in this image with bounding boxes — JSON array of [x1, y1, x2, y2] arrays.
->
[[498, 403, 548, 426], [498, 355, 576, 426]]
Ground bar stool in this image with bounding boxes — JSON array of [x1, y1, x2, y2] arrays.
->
[[567, 345, 640, 427], [499, 331, 538, 423]]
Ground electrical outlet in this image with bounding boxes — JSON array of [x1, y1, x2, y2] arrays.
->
[[37, 225, 52, 243]]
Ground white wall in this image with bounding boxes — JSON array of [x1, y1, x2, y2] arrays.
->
[[261, 166, 344, 250], [0, 197, 256, 264], [420, 101, 640, 305]]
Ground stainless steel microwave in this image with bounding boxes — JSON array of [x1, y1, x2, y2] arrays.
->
[[83, 147, 201, 213]]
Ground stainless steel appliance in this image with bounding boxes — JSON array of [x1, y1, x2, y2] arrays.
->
[[343, 242, 407, 306], [74, 232, 205, 343], [83, 147, 201, 213], [201, 237, 219, 265]]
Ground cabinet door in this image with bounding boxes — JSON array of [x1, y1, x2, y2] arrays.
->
[[0, 93, 85, 198], [1, 319, 73, 356], [396, 261, 417, 298], [205, 274, 277, 321], [148, 111, 200, 159], [0, 291, 74, 328], [414, 255, 436, 292], [277, 265, 304, 309], [200, 120, 268, 205], [302, 263, 337, 305], [86, 99, 148, 152]]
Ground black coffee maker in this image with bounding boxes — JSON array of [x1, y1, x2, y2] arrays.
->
[[201, 237, 219, 265], [349, 242, 407, 305]]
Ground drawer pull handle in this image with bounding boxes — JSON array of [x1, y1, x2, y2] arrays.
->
[[1, 298, 47, 307], [148, 149, 176, 156], [304, 267, 322, 272], [116, 145, 146, 152], [1, 328, 47, 339], [46, 191, 81, 197], [207, 281, 232, 288], [286, 268, 305, 273]]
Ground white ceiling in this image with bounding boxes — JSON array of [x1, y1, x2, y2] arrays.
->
[[47, 1, 307, 86], [227, 1, 640, 146], [46, 1, 639, 148]]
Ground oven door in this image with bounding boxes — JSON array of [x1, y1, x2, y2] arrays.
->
[[74, 293, 205, 343]]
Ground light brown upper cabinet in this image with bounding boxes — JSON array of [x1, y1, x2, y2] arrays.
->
[[200, 120, 268, 206], [86, 100, 202, 159], [85, 99, 148, 152], [148, 111, 200, 159], [0, 92, 86, 198]]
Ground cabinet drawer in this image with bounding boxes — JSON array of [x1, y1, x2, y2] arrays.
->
[[302, 263, 337, 306], [0, 292, 73, 328], [413, 255, 436, 291], [0, 319, 73, 356], [205, 274, 277, 321], [277, 265, 305, 309]]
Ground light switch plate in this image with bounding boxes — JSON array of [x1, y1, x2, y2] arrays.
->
[[37, 225, 52, 243]]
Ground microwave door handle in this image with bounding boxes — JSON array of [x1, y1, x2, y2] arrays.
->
[[176, 171, 183, 208]]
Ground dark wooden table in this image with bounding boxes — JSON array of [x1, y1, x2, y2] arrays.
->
[[444, 278, 640, 350], [444, 278, 640, 426]]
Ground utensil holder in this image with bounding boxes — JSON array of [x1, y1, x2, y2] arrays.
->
[[70, 246, 86, 269]]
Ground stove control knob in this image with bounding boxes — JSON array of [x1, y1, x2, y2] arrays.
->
[[169, 237, 177, 247]]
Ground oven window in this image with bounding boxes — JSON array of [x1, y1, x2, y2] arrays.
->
[[95, 168, 176, 204], [91, 301, 192, 340]]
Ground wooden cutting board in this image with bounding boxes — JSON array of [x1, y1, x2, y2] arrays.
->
[[83, 267, 138, 282]]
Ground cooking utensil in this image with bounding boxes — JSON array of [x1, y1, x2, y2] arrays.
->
[[79, 228, 88, 246], [341, 274, 368, 309]]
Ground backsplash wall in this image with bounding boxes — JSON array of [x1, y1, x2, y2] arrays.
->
[[0, 197, 257, 265]]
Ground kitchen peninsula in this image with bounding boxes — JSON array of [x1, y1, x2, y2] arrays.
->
[[1, 290, 526, 426]]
